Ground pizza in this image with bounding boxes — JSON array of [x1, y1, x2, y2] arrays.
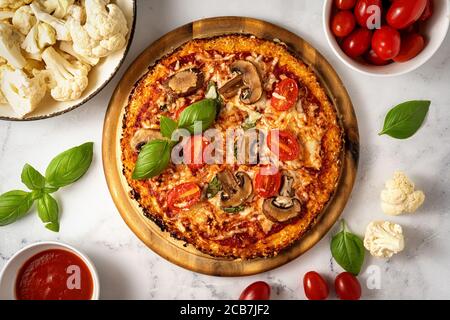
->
[[121, 35, 343, 259]]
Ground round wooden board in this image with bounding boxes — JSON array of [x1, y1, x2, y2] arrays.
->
[[102, 17, 359, 276]]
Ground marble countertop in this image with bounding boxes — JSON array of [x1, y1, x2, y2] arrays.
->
[[1, 0, 450, 300]]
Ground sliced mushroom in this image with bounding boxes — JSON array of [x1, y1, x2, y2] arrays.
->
[[130, 128, 163, 152], [218, 60, 262, 104], [217, 169, 253, 208], [167, 68, 204, 97], [262, 172, 302, 222], [262, 197, 302, 223]]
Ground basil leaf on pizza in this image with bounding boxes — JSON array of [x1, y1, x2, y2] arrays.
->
[[132, 139, 171, 180], [178, 99, 217, 134]]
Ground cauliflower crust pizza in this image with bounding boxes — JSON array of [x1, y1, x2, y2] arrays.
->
[[121, 35, 343, 259]]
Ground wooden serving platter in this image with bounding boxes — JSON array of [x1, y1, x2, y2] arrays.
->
[[102, 17, 359, 276]]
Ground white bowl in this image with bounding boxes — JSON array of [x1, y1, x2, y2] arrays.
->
[[323, 0, 450, 76], [0, 0, 136, 121], [0, 241, 100, 300]]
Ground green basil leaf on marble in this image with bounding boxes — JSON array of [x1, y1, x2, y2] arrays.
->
[[45, 142, 94, 188], [37, 193, 59, 232], [0, 190, 34, 226], [379, 100, 430, 139], [21, 164, 45, 190]]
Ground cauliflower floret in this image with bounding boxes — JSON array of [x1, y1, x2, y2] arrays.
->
[[381, 171, 425, 216], [12, 5, 36, 35], [0, 22, 27, 69], [38, 0, 74, 19], [0, 65, 47, 117], [60, 41, 99, 66], [41, 46, 89, 101], [0, 10, 14, 20], [0, 0, 32, 10], [67, 0, 128, 59], [364, 221, 405, 258], [22, 22, 56, 57], [0, 56, 6, 103], [30, 2, 70, 41]]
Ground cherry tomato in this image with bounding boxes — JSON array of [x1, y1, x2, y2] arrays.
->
[[341, 28, 372, 58], [239, 281, 271, 300], [303, 271, 329, 300], [354, 0, 382, 28], [267, 129, 300, 162], [167, 182, 201, 211], [386, 0, 427, 29], [419, 0, 433, 21], [364, 48, 391, 65], [254, 169, 282, 198], [183, 135, 209, 170], [332, 10, 356, 37], [335, 0, 357, 10], [335, 272, 362, 300], [372, 25, 401, 60], [271, 78, 299, 111], [393, 32, 425, 62]]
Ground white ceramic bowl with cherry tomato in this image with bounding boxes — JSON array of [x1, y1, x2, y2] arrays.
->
[[323, 0, 449, 76]]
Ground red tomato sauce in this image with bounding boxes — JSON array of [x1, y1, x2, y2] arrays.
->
[[15, 249, 93, 300]]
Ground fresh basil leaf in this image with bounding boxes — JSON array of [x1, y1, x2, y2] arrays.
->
[[222, 206, 245, 213], [37, 193, 59, 232], [206, 176, 222, 199], [45, 142, 94, 188], [132, 139, 171, 180], [160, 116, 178, 140], [178, 99, 217, 134], [0, 190, 33, 226], [379, 100, 430, 139], [21, 164, 45, 190], [331, 220, 365, 275]]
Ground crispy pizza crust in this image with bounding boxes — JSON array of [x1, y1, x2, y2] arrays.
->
[[121, 35, 343, 259]]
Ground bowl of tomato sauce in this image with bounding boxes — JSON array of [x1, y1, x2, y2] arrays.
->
[[323, 0, 449, 76], [0, 242, 100, 300]]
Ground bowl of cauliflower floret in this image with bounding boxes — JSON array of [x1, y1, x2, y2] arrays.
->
[[0, 0, 136, 120]]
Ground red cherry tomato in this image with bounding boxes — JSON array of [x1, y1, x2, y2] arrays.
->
[[419, 0, 433, 21], [303, 271, 329, 300], [255, 169, 282, 198], [393, 32, 425, 62], [364, 48, 391, 65], [386, 0, 427, 29], [354, 0, 382, 28], [183, 135, 209, 170], [335, 272, 362, 300], [332, 10, 357, 37], [372, 26, 401, 60], [271, 78, 299, 111], [239, 281, 271, 300], [335, 0, 357, 10], [167, 182, 201, 211], [341, 28, 372, 58], [267, 129, 300, 162]]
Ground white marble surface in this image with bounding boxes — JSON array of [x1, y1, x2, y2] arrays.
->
[[1, 0, 450, 300]]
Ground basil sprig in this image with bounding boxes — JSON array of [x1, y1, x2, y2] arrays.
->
[[0, 142, 94, 232], [379, 100, 430, 139], [132, 84, 220, 180], [331, 220, 365, 275]]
